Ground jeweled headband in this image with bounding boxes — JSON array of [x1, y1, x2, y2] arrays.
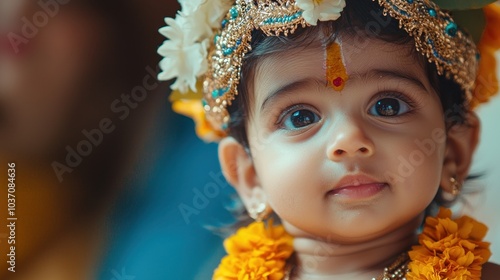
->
[[158, 0, 500, 142]]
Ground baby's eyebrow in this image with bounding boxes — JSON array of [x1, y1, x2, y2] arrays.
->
[[260, 77, 324, 113], [350, 68, 428, 93], [259, 69, 428, 113]]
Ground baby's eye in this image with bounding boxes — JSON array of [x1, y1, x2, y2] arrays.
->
[[282, 109, 320, 129], [369, 97, 410, 117]]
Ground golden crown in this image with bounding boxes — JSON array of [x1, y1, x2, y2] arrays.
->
[[158, 0, 500, 142], [377, 0, 479, 95], [204, 0, 317, 131]]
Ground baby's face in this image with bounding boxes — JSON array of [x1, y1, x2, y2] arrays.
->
[[246, 36, 447, 242]]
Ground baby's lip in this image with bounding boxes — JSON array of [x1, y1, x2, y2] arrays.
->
[[326, 173, 388, 199], [331, 173, 385, 192]]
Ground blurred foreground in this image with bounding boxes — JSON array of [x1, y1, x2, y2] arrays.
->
[[0, 1, 231, 279]]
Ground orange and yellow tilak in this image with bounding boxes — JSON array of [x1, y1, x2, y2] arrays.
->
[[326, 42, 349, 92]]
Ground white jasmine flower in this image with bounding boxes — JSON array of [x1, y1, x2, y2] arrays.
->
[[296, 0, 346, 25], [180, 0, 233, 41], [180, 10, 214, 42], [157, 0, 232, 93], [179, 0, 232, 25], [205, 0, 233, 28], [158, 15, 193, 47], [158, 39, 208, 93], [158, 15, 208, 92]]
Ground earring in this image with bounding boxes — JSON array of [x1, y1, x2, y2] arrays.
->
[[248, 202, 272, 221], [449, 176, 462, 196]]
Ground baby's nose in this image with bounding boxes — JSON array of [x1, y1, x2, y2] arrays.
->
[[326, 121, 375, 161]]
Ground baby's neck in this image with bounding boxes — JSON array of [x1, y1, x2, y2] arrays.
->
[[286, 215, 422, 279]]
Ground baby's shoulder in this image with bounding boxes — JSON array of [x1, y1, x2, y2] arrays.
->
[[482, 262, 500, 279]]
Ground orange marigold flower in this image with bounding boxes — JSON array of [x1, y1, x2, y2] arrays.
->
[[172, 99, 226, 142], [472, 3, 500, 108], [169, 81, 226, 142], [407, 208, 491, 280], [171, 97, 226, 143], [213, 220, 294, 280]]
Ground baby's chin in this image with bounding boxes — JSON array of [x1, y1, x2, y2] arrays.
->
[[281, 220, 376, 244], [281, 214, 423, 245]]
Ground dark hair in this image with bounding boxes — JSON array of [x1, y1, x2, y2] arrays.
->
[[227, 0, 468, 149]]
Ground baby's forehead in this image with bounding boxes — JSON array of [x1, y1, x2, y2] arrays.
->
[[252, 35, 424, 83], [246, 35, 435, 111]]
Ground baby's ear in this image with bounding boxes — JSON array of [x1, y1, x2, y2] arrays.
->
[[219, 137, 264, 210], [440, 112, 481, 187]]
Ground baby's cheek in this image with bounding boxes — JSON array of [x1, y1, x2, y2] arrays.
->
[[386, 143, 443, 205], [260, 167, 298, 200]]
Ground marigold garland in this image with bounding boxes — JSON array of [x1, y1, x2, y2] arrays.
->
[[213, 220, 294, 280], [407, 208, 491, 280], [471, 3, 500, 108], [213, 208, 491, 280]]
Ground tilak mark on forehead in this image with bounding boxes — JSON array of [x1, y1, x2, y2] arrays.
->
[[326, 41, 349, 92]]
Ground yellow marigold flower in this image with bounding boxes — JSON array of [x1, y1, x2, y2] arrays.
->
[[172, 99, 226, 142], [407, 208, 491, 280], [169, 81, 226, 142], [213, 220, 294, 280], [472, 3, 500, 108]]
